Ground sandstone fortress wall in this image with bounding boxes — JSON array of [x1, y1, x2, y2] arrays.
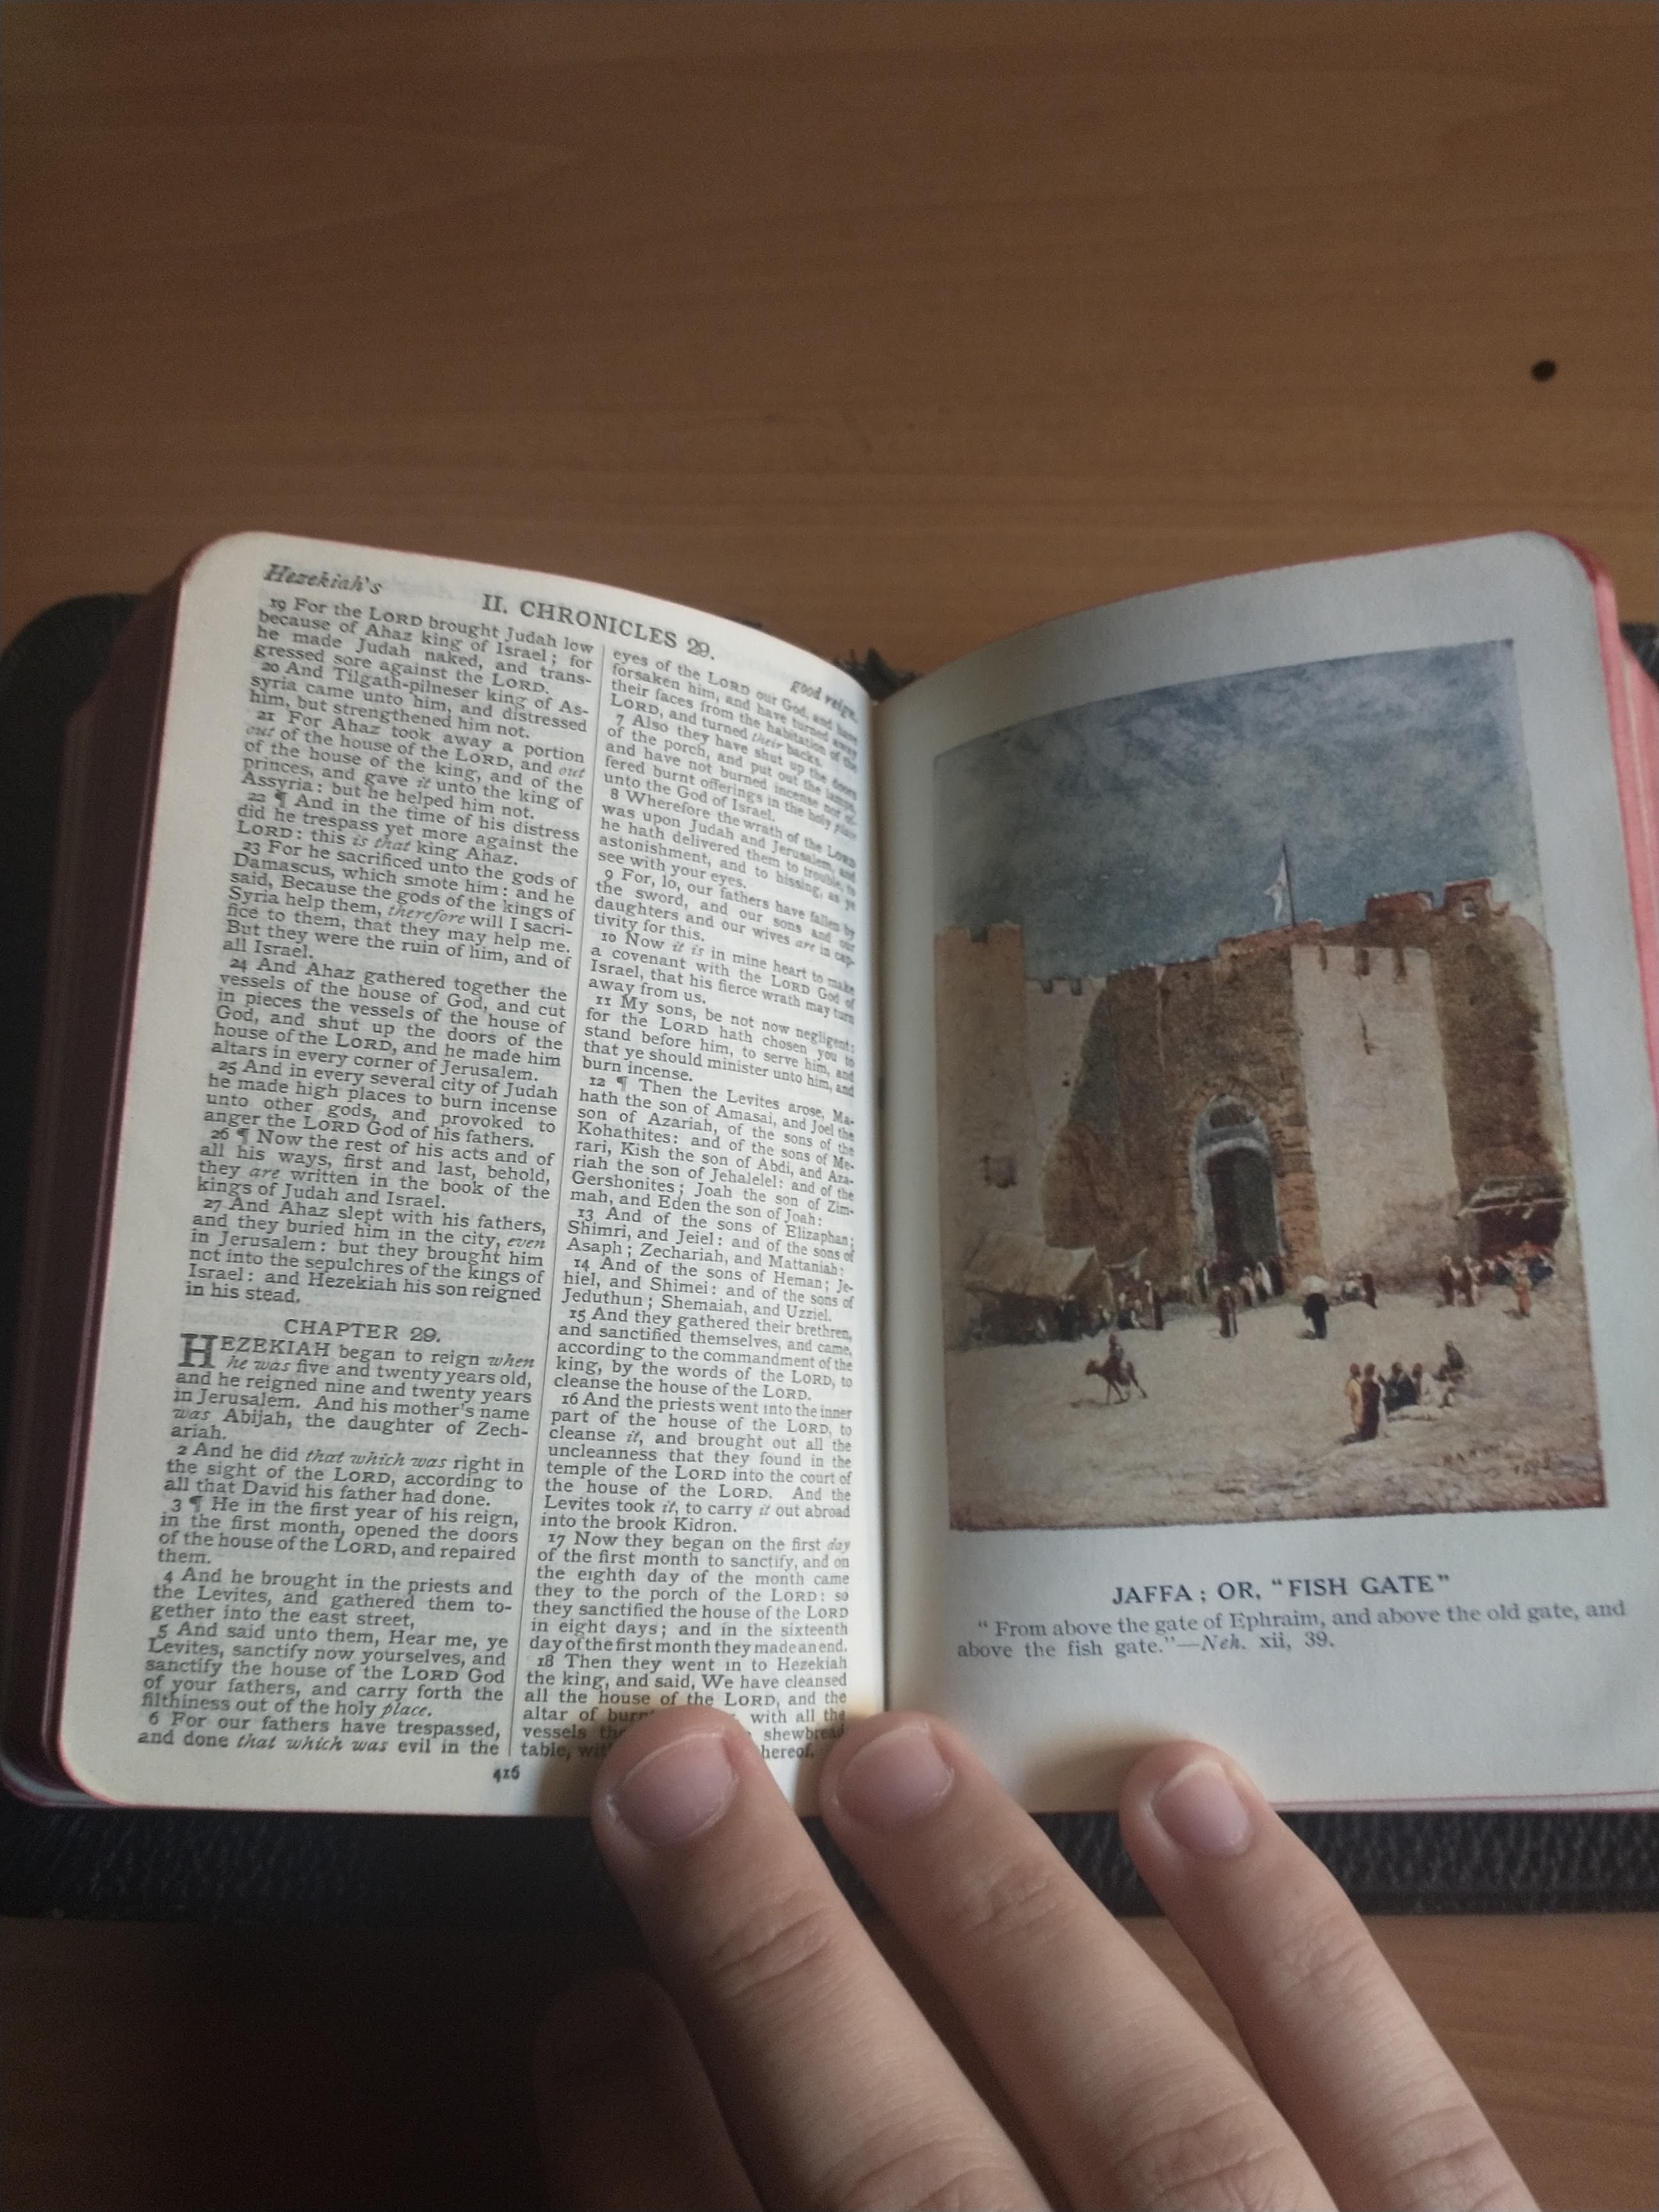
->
[[1290, 942, 1460, 1280], [935, 882, 1567, 1342]]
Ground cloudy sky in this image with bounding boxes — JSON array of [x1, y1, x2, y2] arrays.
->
[[933, 641, 1542, 979]]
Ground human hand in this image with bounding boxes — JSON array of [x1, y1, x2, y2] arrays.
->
[[535, 1707, 1535, 2211]]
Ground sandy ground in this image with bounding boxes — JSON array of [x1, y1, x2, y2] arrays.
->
[[946, 1283, 1603, 1529]]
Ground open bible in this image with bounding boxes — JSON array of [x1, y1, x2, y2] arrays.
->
[[4, 531, 1656, 1818]]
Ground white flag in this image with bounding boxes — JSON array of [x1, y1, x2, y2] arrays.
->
[[1265, 852, 1290, 924]]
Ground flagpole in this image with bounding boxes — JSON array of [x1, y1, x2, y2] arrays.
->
[[1283, 841, 1296, 927]]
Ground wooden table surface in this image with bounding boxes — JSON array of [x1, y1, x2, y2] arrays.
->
[[3, 6, 1655, 2207]]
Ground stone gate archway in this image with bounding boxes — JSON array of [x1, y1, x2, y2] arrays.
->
[[1190, 1096, 1282, 1270]]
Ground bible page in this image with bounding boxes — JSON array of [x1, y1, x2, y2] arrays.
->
[[878, 534, 1659, 1811], [56, 533, 881, 1813]]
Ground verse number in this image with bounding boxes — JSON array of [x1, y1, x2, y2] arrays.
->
[[1304, 1629, 1331, 1648], [493, 1764, 522, 1783]]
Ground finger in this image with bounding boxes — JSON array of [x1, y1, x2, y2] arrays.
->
[[591, 1705, 1048, 2212], [1118, 1743, 1536, 2212], [534, 1969, 760, 2212], [821, 1712, 1332, 2212]]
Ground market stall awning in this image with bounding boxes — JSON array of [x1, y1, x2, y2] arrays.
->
[[1457, 1173, 1567, 1215], [963, 1233, 1100, 1301]]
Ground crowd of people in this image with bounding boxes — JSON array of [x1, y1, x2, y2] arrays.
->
[[1342, 1343, 1468, 1441], [1192, 1254, 1284, 1307], [1045, 1241, 1555, 1362], [1434, 1246, 1554, 1313], [1067, 1236, 1567, 1450]]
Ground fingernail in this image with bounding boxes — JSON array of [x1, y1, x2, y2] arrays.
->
[[834, 1721, 956, 1831], [1150, 1758, 1254, 1858], [606, 1731, 738, 1848]]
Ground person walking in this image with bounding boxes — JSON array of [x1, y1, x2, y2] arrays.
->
[[1301, 1285, 1330, 1341], [1344, 1363, 1364, 1437], [1217, 1284, 1237, 1339], [1358, 1362, 1382, 1441]]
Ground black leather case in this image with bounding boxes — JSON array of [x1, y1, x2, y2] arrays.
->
[[3, 595, 1655, 1923]]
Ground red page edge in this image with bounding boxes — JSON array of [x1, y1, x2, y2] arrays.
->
[[1555, 535, 1659, 1114]]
